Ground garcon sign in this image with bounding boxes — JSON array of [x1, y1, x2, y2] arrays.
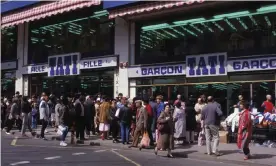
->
[[48, 53, 80, 77], [186, 52, 227, 77], [227, 56, 276, 72], [128, 64, 186, 78]]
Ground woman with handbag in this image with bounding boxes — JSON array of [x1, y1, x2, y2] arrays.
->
[[155, 104, 174, 158]]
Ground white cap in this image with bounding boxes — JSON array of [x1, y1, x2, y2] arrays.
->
[[96, 98, 101, 101]]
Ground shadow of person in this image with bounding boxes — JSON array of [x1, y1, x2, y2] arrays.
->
[[219, 149, 240, 155], [170, 150, 197, 158], [251, 154, 276, 160]]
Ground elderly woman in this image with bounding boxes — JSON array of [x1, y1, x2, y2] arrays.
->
[[155, 104, 174, 158], [173, 101, 186, 145]]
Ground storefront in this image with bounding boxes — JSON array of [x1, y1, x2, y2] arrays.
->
[[25, 54, 117, 97], [128, 53, 276, 115], [1, 61, 17, 97]]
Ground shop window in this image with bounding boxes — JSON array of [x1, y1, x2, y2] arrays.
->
[[28, 8, 114, 64], [1, 26, 17, 62], [136, 6, 276, 64], [252, 82, 276, 111], [1, 71, 16, 97], [229, 73, 275, 81]]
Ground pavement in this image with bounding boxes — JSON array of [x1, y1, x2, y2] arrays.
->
[[2, 127, 276, 166]]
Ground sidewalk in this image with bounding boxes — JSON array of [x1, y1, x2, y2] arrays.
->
[[10, 127, 276, 166]]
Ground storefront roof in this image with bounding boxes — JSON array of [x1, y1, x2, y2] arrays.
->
[[1, 0, 101, 28], [108, 0, 205, 19]]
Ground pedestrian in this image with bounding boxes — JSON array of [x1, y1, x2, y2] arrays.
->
[[75, 94, 85, 141], [143, 99, 154, 146], [237, 102, 252, 160], [173, 101, 186, 145], [57, 97, 70, 146], [21, 96, 34, 137], [6, 98, 19, 134], [201, 96, 223, 156], [110, 99, 119, 143], [39, 93, 50, 140], [129, 100, 148, 150], [185, 100, 197, 144], [31, 103, 38, 129], [149, 96, 157, 142], [84, 95, 94, 137], [48, 95, 56, 128], [155, 104, 174, 158], [1, 97, 7, 130], [118, 100, 132, 145], [99, 100, 111, 140]]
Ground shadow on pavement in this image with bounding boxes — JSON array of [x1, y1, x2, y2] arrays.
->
[[171, 150, 197, 158], [251, 154, 276, 160], [219, 149, 239, 155]]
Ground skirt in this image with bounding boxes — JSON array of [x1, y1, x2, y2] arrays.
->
[[99, 123, 110, 132]]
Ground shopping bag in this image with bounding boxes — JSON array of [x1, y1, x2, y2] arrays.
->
[[115, 108, 120, 118], [140, 132, 150, 147], [57, 125, 66, 135], [198, 130, 206, 146]]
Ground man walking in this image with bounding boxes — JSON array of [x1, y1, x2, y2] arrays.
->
[[75, 94, 85, 141], [201, 96, 223, 156], [21, 96, 34, 137], [39, 93, 49, 140]]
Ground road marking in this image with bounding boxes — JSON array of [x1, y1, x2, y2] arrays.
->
[[94, 150, 106, 153], [111, 150, 141, 166], [72, 152, 86, 156], [44, 156, 61, 160], [10, 161, 30, 165], [11, 137, 18, 146]]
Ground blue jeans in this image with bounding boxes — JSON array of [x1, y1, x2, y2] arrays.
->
[[120, 122, 130, 144], [32, 116, 37, 129], [61, 126, 69, 141]]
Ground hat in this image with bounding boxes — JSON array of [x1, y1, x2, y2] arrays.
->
[[96, 98, 101, 102]]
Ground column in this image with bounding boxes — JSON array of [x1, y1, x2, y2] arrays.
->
[[114, 17, 130, 97], [15, 23, 24, 95]]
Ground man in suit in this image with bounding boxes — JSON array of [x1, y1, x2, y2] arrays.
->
[[129, 100, 148, 149]]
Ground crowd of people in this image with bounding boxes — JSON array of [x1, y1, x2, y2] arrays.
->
[[1, 91, 275, 159]]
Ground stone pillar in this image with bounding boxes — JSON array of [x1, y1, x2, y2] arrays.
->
[[15, 23, 25, 95], [114, 17, 130, 97]]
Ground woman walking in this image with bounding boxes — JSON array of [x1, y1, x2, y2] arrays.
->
[[173, 102, 186, 145], [57, 97, 70, 146], [155, 104, 174, 158], [99, 101, 111, 140], [237, 102, 252, 160]]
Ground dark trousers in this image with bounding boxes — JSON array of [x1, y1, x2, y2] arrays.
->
[[147, 117, 154, 145], [85, 120, 91, 136], [40, 119, 48, 138], [76, 117, 85, 140], [120, 122, 130, 143], [6, 118, 14, 132], [111, 120, 119, 139]]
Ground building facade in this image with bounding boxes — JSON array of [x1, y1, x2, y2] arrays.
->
[[1, 0, 276, 115]]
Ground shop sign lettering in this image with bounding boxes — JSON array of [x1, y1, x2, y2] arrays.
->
[[27, 64, 48, 74], [128, 64, 185, 78], [79, 56, 117, 69], [227, 56, 276, 72], [186, 52, 227, 77], [48, 53, 80, 77]]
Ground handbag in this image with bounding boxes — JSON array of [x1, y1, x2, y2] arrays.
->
[[140, 132, 150, 147]]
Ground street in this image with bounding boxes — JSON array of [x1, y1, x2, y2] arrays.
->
[[1, 131, 244, 166]]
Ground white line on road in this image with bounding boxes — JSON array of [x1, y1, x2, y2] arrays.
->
[[44, 156, 61, 160], [11, 137, 18, 146], [72, 152, 86, 156], [10, 161, 30, 165], [94, 150, 107, 153]]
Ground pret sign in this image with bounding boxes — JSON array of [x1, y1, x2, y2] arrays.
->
[[227, 56, 276, 72], [79, 56, 117, 69], [128, 64, 186, 78], [186, 52, 227, 77], [48, 53, 80, 77]]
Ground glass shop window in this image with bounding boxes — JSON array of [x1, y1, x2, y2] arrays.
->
[[28, 9, 114, 64], [1, 26, 17, 62], [137, 7, 276, 64]]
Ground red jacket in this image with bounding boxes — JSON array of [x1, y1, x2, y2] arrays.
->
[[262, 101, 274, 113], [145, 104, 153, 117]]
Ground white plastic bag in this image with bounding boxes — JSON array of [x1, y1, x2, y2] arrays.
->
[[57, 125, 66, 135], [115, 108, 120, 118]]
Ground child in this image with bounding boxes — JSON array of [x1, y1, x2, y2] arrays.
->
[[31, 103, 38, 129]]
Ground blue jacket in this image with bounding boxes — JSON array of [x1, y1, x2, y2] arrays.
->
[[156, 102, 165, 118]]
